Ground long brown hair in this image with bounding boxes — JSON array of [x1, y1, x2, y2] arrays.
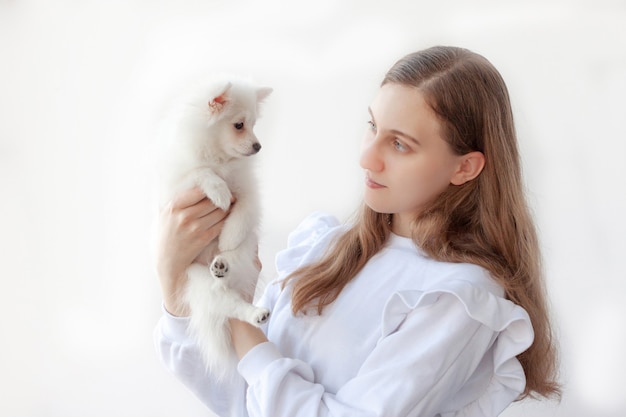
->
[[283, 46, 560, 399]]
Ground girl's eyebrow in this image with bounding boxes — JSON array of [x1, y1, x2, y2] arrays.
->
[[367, 107, 376, 123], [368, 107, 421, 146]]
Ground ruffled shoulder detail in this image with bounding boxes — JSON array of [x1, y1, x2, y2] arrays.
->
[[274, 212, 342, 279], [382, 279, 534, 416]]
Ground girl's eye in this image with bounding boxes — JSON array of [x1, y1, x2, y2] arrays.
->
[[234, 122, 244, 130], [393, 139, 408, 152], [367, 120, 376, 131]]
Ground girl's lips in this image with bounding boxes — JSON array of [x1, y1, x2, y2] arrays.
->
[[365, 175, 385, 189]]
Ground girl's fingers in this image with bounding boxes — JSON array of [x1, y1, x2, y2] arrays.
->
[[164, 188, 236, 244], [191, 196, 237, 230], [199, 215, 227, 244], [170, 187, 209, 210], [191, 197, 224, 218], [172, 187, 236, 218]]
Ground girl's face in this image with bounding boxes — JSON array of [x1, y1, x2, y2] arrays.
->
[[360, 83, 466, 236]]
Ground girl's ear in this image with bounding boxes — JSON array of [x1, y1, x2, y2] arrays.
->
[[450, 151, 485, 185]]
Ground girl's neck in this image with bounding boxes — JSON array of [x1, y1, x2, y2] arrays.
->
[[390, 213, 413, 237]]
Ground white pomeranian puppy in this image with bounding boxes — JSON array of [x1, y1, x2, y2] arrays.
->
[[156, 75, 272, 378]]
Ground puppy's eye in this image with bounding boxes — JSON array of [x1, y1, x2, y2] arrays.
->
[[234, 122, 244, 130]]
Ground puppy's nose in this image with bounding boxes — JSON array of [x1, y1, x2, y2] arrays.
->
[[252, 142, 262, 153]]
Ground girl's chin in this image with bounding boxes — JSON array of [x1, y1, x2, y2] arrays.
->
[[363, 198, 392, 214]]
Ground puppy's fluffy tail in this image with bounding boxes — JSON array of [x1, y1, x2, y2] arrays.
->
[[184, 263, 239, 381]]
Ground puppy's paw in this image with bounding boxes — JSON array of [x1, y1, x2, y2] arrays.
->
[[210, 256, 229, 278], [211, 190, 232, 211], [200, 183, 232, 211], [249, 307, 270, 326]]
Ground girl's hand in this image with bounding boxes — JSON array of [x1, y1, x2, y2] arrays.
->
[[156, 187, 231, 316], [230, 318, 269, 359]]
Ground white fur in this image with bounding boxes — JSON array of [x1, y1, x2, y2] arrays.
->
[[157, 75, 272, 379]]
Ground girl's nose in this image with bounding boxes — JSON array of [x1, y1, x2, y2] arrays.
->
[[359, 140, 384, 172]]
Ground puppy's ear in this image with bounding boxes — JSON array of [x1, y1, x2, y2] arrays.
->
[[208, 82, 232, 113], [256, 87, 273, 102]]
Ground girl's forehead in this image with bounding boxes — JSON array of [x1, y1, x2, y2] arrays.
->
[[371, 84, 442, 137], [372, 84, 427, 113]]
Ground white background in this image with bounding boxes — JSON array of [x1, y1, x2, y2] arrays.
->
[[1, 0, 625, 416]]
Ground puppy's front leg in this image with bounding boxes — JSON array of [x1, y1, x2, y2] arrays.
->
[[195, 169, 232, 211]]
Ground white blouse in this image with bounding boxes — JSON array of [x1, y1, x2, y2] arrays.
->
[[155, 212, 534, 417]]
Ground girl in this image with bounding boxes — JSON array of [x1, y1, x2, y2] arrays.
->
[[154, 46, 560, 416]]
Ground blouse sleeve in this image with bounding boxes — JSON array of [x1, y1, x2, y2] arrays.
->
[[274, 211, 342, 279], [154, 307, 248, 416], [238, 280, 533, 417], [255, 212, 342, 313], [153, 212, 342, 415]]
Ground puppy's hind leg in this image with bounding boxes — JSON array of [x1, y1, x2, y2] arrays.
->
[[210, 255, 229, 278], [222, 288, 271, 326]]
